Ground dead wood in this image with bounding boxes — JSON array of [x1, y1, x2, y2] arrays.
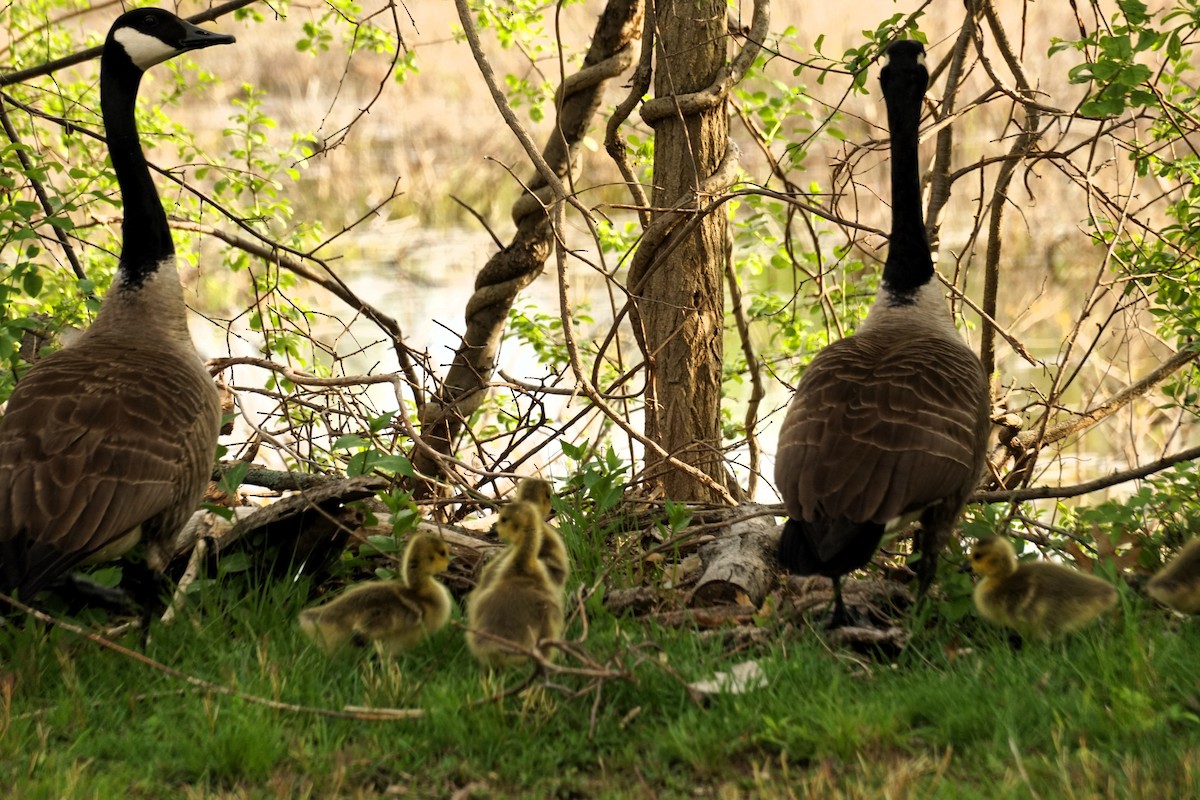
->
[[604, 586, 668, 617], [169, 475, 385, 584], [783, 575, 915, 627], [647, 604, 757, 628], [825, 625, 911, 658], [690, 504, 779, 608]]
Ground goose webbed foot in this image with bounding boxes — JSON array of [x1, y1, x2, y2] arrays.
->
[[126, 566, 174, 637]]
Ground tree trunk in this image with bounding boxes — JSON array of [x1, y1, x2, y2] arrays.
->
[[635, 0, 729, 502], [412, 0, 644, 496]]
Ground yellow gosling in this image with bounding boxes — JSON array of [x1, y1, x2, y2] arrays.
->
[[968, 537, 1117, 641], [466, 500, 564, 667], [299, 533, 452, 656], [1147, 538, 1200, 614], [477, 477, 570, 592], [517, 477, 569, 589]]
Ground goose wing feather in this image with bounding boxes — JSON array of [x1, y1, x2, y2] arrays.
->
[[776, 331, 988, 527], [0, 338, 220, 592]]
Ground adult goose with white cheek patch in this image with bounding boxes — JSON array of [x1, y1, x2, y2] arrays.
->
[[0, 9, 232, 608]]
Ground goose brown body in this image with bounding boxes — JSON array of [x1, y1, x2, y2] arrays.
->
[[774, 40, 989, 620], [776, 325, 989, 570], [298, 533, 452, 655], [0, 9, 229, 598], [969, 537, 1117, 640], [467, 500, 564, 667], [1147, 538, 1200, 614]]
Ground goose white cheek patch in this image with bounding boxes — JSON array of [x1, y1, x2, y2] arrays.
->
[[113, 28, 179, 70], [883, 48, 926, 69]]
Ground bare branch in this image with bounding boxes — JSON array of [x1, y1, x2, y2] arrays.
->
[[0, 0, 261, 87], [974, 444, 1200, 504]]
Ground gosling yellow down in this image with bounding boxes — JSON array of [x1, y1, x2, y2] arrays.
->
[[478, 477, 570, 592], [1147, 538, 1200, 614], [968, 537, 1117, 640], [299, 533, 452, 656], [466, 500, 564, 667]]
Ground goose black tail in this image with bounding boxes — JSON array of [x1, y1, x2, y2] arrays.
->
[[778, 518, 823, 574], [778, 517, 886, 577]]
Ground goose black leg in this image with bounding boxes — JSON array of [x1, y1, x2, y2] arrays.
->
[[828, 577, 850, 628]]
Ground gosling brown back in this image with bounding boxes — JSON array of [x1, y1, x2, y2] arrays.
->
[[1147, 538, 1200, 614]]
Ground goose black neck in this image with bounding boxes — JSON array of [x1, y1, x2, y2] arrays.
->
[[881, 73, 933, 300], [101, 47, 172, 288]]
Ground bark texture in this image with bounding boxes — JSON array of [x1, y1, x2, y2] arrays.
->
[[412, 0, 644, 491], [691, 504, 779, 607], [632, 0, 730, 502]]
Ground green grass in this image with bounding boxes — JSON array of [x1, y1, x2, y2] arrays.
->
[[3, 576, 1200, 799]]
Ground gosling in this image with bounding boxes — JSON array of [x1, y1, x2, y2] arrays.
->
[[466, 500, 564, 667], [968, 536, 1117, 641], [478, 477, 570, 591], [298, 533, 452, 656], [1147, 538, 1200, 614]]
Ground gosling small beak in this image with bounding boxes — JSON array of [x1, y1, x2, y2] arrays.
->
[[959, 560, 973, 574]]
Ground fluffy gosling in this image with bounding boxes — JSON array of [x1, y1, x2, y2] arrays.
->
[[968, 537, 1117, 641], [1147, 538, 1200, 614], [298, 533, 452, 656], [466, 500, 564, 667], [478, 477, 570, 592]]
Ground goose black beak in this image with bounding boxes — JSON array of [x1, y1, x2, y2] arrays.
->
[[179, 22, 236, 51]]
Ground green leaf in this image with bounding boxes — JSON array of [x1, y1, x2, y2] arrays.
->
[[21, 271, 42, 298], [218, 552, 251, 575], [333, 434, 367, 450], [218, 461, 250, 496]]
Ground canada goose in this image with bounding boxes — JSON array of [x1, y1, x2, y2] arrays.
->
[[1147, 538, 1200, 614], [773, 40, 990, 625], [478, 477, 570, 592], [466, 500, 564, 667], [298, 533, 453, 655], [0, 9, 230, 601], [968, 537, 1117, 640]]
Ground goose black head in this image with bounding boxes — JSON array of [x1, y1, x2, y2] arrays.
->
[[880, 39, 929, 102], [107, 8, 235, 72]]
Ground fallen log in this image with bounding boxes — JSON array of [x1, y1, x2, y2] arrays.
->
[[690, 504, 780, 608]]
